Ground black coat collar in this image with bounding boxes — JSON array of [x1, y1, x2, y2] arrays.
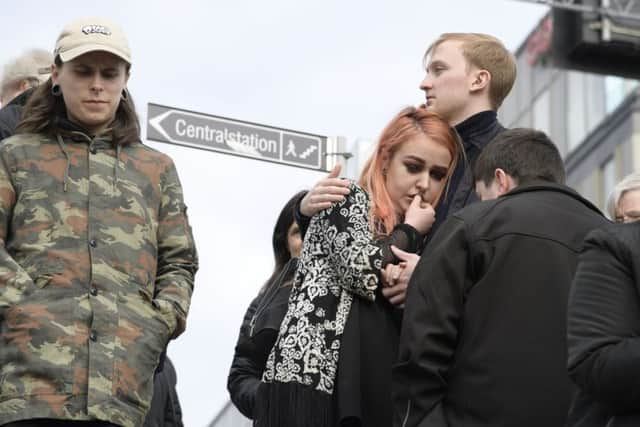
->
[[503, 181, 603, 216]]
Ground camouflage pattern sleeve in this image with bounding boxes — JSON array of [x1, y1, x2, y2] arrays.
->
[[154, 158, 198, 339], [0, 153, 36, 310]]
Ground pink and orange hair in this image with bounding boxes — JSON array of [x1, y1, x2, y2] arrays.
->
[[358, 106, 460, 236]]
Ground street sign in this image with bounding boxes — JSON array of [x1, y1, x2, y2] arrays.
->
[[146, 103, 328, 171]]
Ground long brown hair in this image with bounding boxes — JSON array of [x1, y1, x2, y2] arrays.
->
[[358, 106, 460, 236], [16, 56, 140, 145]]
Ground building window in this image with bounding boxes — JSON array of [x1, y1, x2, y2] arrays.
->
[[567, 71, 587, 152], [565, 72, 606, 153], [533, 89, 550, 136], [605, 76, 640, 114], [584, 74, 605, 136], [549, 74, 568, 156], [515, 55, 532, 117], [601, 156, 616, 208], [515, 111, 532, 129]]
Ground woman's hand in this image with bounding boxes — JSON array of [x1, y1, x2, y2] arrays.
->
[[403, 195, 435, 234], [299, 164, 351, 217], [381, 246, 420, 307]]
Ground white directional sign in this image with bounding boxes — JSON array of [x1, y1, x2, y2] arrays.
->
[[147, 103, 327, 171]]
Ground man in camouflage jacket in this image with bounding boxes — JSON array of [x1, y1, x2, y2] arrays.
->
[[0, 129, 198, 427]]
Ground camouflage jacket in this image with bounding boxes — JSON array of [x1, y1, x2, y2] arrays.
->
[[0, 131, 198, 427]]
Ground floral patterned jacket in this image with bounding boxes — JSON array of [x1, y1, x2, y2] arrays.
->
[[262, 182, 418, 396]]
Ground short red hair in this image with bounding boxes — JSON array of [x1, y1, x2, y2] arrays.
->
[[358, 106, 460, 236]]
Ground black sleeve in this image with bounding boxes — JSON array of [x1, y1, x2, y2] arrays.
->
[[0, 123, 12, 142], [0, 119, 14, 142], [227, 296, 263, 419], [568, 227, 640, 413], [392, 216, 469, 426], [294, 195, 311, 239], [376, 223, 423, 266], [0, 105, 20, 142]]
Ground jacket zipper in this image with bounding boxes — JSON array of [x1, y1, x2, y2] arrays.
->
[[401, 400, 411, 427], [249, 314, 257, 337]]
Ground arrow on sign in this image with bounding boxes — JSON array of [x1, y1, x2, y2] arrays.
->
[[149, 109, 262, 157], [146, 103, 328, 171]]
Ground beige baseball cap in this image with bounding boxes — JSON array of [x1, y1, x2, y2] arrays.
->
[[54, 17, 131, 64]]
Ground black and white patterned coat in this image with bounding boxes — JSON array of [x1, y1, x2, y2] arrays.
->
[[262, 182, 382, 395]]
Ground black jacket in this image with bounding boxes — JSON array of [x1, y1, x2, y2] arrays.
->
[[393, 183, 607, 427], [143, 357, 183, 427], [227, 259, 297, 419], [567, 222, 640, 427], [0, 88, 33, 141]]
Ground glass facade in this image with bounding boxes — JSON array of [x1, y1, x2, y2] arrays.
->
[[601, 156, 616, 208], [565, 71, 589, 152], [605, 76, 639, 113], [532, 89, 550, 136], [502, 51, 637, 158]]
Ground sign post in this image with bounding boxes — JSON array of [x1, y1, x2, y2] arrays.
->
[[147, 103, 328, 171]]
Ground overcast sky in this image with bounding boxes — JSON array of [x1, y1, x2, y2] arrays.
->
[[2, 1, 548, 425]]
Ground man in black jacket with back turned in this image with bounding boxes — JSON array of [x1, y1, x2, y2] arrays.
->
[[567, 221, 640, 427], [393, 129, 608, 427]]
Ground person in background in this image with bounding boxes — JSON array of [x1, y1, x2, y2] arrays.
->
[[143, 358, 184, 427], [419, 32, 517, 236], [0, 17, 197, 427], [606, 171, 640, 223], [393, 128, 607, 427], [227, 191, 306, 420], [0, 48, 52, 139], [256, 106, 461, 427], [566, 220, 640, 427]]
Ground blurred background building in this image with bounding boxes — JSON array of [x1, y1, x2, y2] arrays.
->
[[502, 0, 640, 210]]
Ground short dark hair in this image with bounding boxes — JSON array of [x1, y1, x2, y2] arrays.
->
[[474, 128, 566, 186]]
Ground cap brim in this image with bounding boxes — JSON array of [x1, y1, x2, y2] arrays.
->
[[58, 44, 131, 64]]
